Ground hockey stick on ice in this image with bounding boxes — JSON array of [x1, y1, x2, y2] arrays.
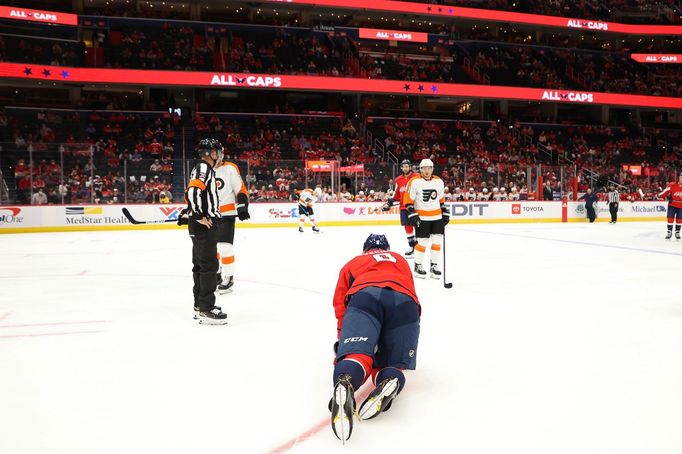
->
[[122, 208, 177, 225], [442, 226, 453, 289]]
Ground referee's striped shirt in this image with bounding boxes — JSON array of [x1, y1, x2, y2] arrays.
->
[[608, 189, 620, 203], [186, 161, 220, 219]]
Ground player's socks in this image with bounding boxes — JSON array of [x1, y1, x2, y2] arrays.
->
[[358, 368, 405, 420]]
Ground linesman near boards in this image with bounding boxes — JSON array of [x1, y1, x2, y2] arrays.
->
[[607, 184, 620, 224], [179, 138, 228, 325]]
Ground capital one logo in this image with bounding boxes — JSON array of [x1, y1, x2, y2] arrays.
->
[[511, 204, 521, 215], [0, 207, 23, 224]]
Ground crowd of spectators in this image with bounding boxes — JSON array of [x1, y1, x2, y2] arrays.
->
[[3, 108, 179, 204], [3, 106, 680, 205]]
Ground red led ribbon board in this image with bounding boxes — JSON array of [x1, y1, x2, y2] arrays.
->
[[358, 28, 428, 43], [631, 54, 682, 63], [265, 0, 682, 36], [3, 62, 682, 109], [0, 6, 78, 26]]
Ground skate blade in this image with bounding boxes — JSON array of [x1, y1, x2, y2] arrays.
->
[[430, 274, 441, 280], [415, 274, 427, 279], [332, 385, 352, 442], [198, 317, 228, 325], [217, 288, 233, 295], [358, 378, 398, 421]]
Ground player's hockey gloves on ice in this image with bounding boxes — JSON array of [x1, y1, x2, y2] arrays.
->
[[236, 193, 250, 221], [441, 204, 450, 226], [406, 205, 420, 227], [177, 208, 189, 226], [382, 198, 395, 212]]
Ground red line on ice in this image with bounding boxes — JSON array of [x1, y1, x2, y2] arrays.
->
[[0, 320, 110, 329], [0, 330, 104, 339], [265, 386, 372, 453]]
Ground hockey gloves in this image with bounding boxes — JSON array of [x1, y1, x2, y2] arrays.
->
[[382, 198, 395, 212], [177, 208, 189, 226], [406, 205, 421, 227], [441, 204, 450, 226], [236, 193, 250, 221]]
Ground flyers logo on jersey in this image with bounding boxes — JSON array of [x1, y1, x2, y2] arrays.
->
[[215, 177, 225, 190], [422, 189, 438, 202]]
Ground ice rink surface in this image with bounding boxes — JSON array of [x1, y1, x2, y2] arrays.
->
[[1, 222, 682, 454]]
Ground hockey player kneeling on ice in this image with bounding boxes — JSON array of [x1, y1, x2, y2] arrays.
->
[[214, 150, 250, 294], [297, 188, 321, 233], [404, 159, 449, 279], [330, 234, 421, 443]]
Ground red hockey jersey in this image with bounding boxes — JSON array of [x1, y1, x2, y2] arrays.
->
[[659, 182, 682, 209], [394, 173, 419, 209], [332, 249, 420, 333]]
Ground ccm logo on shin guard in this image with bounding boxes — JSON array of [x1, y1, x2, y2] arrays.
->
[[343, 337, 368, 343]]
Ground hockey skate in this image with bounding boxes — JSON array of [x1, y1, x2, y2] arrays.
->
[[194, 304, 221, 319], [197, 307, 227, 325], [404, 246, 415, 259], [357, 377, 399, 421], [414, 263, 427, 279], [312, 226, 321, 234], [429, 263, 442, 280], [331, 374, 356, 443], [676, 230, 681, 240], [666, 231, 673, 240], [217, 276, 234, 295], [298, 227, 304, 233]]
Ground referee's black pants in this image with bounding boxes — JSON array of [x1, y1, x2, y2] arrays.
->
[[609, 202, 618, 223], [189, 218, 218, 311]]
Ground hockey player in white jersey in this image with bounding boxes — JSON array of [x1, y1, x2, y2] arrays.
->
[[298, 188, 321, 233], [404, 159, 449, 279], [214, 151, 250, 294]]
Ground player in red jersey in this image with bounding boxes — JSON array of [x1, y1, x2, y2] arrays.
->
[[330, 234, 421, 443], [383, 160, 419, 258], [658, 173, 682, 240]]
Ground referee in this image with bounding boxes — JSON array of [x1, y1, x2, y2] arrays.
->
[[184, 138, 227, 324], [607, 184, 620, 224]]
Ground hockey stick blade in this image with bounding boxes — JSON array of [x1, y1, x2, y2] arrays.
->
[[122, 208, 176, 225], [444, 281, 453, 289]]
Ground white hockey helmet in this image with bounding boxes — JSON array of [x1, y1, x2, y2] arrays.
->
[[482, 188, 489, 193], [455, 187, 461, 191], [358, 190, 364, 195], [493, 187, 499, 192], [419, 158, 434, 169], [500, 187, 506, 192], [469, 187, 475, 192]]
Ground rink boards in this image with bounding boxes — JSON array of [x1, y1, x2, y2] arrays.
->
[[0, 201, 668, 233]]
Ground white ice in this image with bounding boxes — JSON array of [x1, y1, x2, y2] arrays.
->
[[1, 222, 682, 454]]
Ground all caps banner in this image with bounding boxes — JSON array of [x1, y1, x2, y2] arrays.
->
[[2, 62, 682, 109]]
